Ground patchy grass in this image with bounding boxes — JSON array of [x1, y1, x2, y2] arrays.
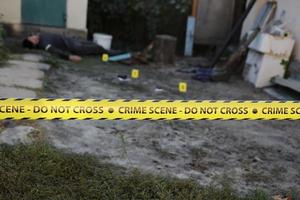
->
[[190, 147, 209, 172], [43, 55, 62, 68], [0, 24, 8, 63], [0, 45, 8, 64], [0, 144, 270, 200], [244, 169, 271, 184]]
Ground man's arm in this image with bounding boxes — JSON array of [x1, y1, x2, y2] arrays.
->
[[45, 44, 81, 62], [69, 55, 82, 62]]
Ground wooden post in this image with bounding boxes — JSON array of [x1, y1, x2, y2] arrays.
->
[[184, 0, 198, 56], [192, 0, 199, 17]]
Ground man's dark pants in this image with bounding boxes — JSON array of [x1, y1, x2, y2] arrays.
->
[[65, 39, 108, 56]]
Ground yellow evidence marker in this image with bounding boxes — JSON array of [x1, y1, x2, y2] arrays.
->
[[179, 82, 187, 93], [102, 54, 109, 62], [131, 69, 140, 79]]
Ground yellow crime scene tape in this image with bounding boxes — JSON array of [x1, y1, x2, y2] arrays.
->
[[0, 98, 300, 120]]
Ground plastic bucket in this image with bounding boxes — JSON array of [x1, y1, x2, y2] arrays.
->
[[93, 33, 113, 50]]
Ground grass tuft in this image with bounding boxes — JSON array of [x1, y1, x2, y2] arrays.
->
[[0, 45, 8, 64]]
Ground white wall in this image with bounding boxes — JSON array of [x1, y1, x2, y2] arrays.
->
[[66, 0, 88, 31], [242, 0, 300, 61], [0, 0, 88, 31], [0, 0, 21, 24]]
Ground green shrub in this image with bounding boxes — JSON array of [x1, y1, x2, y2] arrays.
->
[[87, 0, 191, 50]]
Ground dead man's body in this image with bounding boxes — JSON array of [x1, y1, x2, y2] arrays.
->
[[22, 33, 121, 62]]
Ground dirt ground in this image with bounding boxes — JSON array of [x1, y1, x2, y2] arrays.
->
[[38, 57, 300, 195]]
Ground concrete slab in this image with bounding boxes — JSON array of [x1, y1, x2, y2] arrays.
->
[[8, 60, 51, 71], [0, 126, 37, 145], [0, 59, 47, 89], [0, 75, 43, 89], [0, 86, 36, 98], [22, 53, 44, 62], [0, 65, 44, 80]]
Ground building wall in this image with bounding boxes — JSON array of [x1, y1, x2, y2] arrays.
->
[[0, 0, 87, 31], [67, 0, 88, 31], [0, 0, 21, 24], [242, 0, 300, 61]]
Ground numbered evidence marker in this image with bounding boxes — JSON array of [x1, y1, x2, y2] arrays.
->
[[131, 69, 140, 79], [102, 54, 109, 62], [179, 82, 188, 93]]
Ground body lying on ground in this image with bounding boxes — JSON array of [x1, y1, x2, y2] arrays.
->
[[22, 33, 122, 62]]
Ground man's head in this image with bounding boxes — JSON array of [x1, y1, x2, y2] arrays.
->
[[22, 35, 39, 49]]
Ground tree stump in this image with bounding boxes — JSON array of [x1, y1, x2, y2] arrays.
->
[[154, 35, 177, 64]]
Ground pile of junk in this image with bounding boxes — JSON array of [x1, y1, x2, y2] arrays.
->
[[186, 0, 297, 95]]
